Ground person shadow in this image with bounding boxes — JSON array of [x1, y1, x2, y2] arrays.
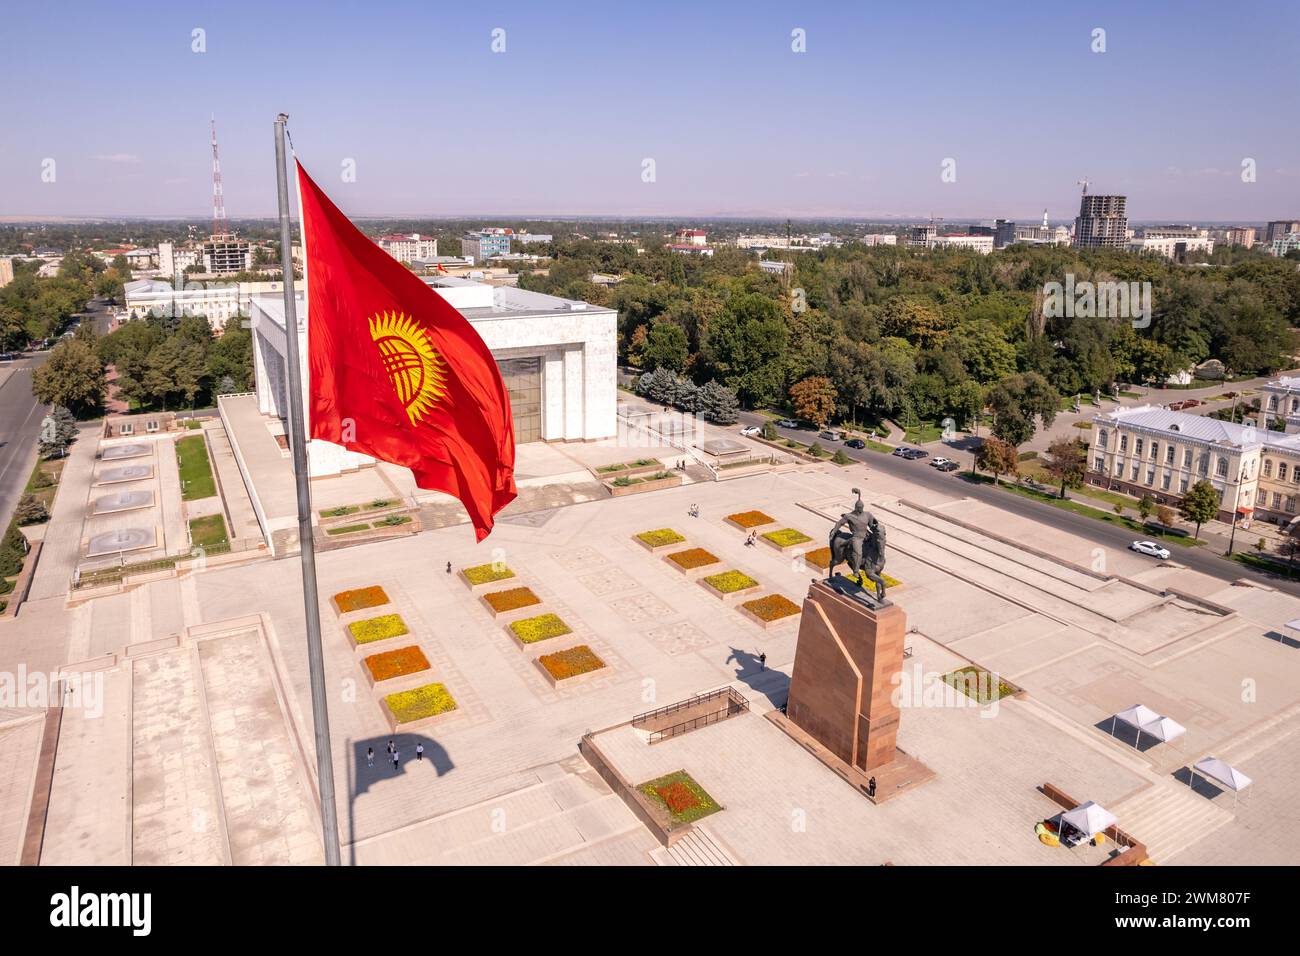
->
[[347, 735, 454, 865], [725, 646, 790, 709]]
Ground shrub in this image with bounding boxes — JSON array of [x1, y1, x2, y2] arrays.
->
[[0, 549, 22, 578], [808, 442, 827, 457], [462, 563, 515, 585], [510, 613, 572, 644], [14, 495, 49, 526], [742, 594, 801, 621], [831, 450, 852, 465], [703, 570, 759, 593], [635, 528, 685, 548], [348, 613, 409, 644], [364, 645, 431, 682], [385, 682, 457, 723], [483, 586, 541, 613], [727, 510, 775, 528], [539, 645, 606, 680], [334, 586, 391, 612], [761, 528, 812, 548], [666, 547, 720, 570], [0, 578, 15, 595]]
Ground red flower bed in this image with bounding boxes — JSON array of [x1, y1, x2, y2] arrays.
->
[[655, 781, 701, 816]]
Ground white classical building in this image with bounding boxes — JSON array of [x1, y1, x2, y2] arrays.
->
[[249, 277, 618, 477], [124, 278, 289, 327]]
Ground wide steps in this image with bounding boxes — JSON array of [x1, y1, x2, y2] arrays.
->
[[1111, 783, 1233, 863]]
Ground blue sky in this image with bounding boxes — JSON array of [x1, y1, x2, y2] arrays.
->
[[2, 0, 1296, 221]]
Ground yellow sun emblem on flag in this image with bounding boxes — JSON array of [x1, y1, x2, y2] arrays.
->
[[369, 311, 448, 424]]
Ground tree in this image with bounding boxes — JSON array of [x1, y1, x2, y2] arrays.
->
[[789, 376, 837, 429], [1041, 437, 1087, 499], [31, 340, 105, 417], [694, 380, 739, 424], [986, 372, 1060, 448], [1156, 505, 1175, 528], [975, 437, 1018, 485], [39, 405, 77, 458], [1138, 494, 1155, 521], [1179, 479, 1220, 542], [14, 494, 49, 526], [700, 293, 787, 406], [642, 319, 689, 373]]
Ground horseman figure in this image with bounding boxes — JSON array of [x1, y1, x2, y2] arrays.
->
[[827, 488, 888, 602]]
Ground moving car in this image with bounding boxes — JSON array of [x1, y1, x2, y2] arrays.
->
[[844, 438, 865, 449], [892, 446, 911, 457], [819, 430, 841, 442], [776, 419, 799, 429], [739, 425, 762, 437], [1129, 540, 1171, 560], [934, 460, 959, 472]]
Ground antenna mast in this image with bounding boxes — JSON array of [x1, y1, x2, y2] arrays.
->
[[211, 115, 227, 237]]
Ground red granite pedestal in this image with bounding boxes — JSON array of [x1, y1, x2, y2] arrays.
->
[[785, 579, 905, 772]]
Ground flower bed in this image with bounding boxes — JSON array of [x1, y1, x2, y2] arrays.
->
[[334, 585, 390, 613], [348, 613, 409, 645], [606, 472, 682, 497], [482, 586, 541, 615], [509, 612, 572, 645], [942, 666, 1018, 705], [741, 594, 801, 622], [761, 527, 812, 548], [634, 528, 686, 550], [703, 570, 759, 593], [384, 682, 457, 724], [637, 770, 721, 825], [462, 562, 516, 586], [801, 546, 832, 570], [537, 645, 606, 682], [363, 645, 431, 683], [665, 547, 720, 571], [726, 510, 776, 530]]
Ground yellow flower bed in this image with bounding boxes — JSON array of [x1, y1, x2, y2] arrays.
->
[[703, 570, 759, 594], [483, 586, 541, 613], [635, 528, 685, 548], [666, 547, 720, 570], [385, 682, 457, 723], [741, 594, 801, 621], [463, 563, 516, 585], [727, 510, 775, 528], [510, 612, 572, 644], [348, 613, 409, 644], [761, 528, 812, 548]]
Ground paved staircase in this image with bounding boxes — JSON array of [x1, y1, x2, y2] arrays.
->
[[652, 827, 737, 866], [1110, 782, 1234, 863]]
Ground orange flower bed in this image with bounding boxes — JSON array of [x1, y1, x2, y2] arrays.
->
[[483, 586, 541, 613], [538, 645, 606, 681], [727, 510, 775, 528], [802, 547, 831, 569], [666, 547, 720, 570], [364, 645, 431, 683], [742, 594, 801, 621], [656, 781, 701, 815], [334, 585, 390, 612]]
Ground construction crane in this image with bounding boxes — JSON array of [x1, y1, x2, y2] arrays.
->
[[211, 115, 227, 238], [1076, 177, 1091, 196]]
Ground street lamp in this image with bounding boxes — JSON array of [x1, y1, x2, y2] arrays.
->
[[1226, 465, 1247, 556]]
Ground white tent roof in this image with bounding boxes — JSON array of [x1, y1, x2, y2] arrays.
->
[[1139, 715, 1187, 743], [1060, 801, 1117, 838], [1194, 757, 1253, 792], [1285, 618, 1300, 632], [1114, 704, 1161, 730]]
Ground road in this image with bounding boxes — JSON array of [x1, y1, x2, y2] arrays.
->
[[735, 410, 1300, 598], [0, 353, 50, 534]]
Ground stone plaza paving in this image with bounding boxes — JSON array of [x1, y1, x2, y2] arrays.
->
[[3, 450, 1300, 866]]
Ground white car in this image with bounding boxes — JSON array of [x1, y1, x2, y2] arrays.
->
[[930, 457, 953, 467], [1129, 540, 1171, 560], [740, 425, 762, 437]]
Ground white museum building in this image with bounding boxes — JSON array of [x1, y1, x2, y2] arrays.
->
[[248, 276, 618, 477]]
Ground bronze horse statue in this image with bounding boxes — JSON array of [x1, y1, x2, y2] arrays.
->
[[827, 516, 888, 603]]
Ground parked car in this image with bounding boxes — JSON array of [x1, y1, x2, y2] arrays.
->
[[819, 430, 841, 442], [844, 438, 865, 449], [934, 460, 960, 472], [1129, 540, 1171, 560], [929, 457, 953, 468], [739, 425, 762, 437], [892, 446, 911, 457], [776, 419, 799, 429], [902, 448, 929, 460]]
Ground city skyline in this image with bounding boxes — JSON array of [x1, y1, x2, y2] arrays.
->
[[1, 0, 1297, 221]]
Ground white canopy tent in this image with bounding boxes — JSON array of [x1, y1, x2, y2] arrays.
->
[[1190, 757, 1253, 809], [1139, 715, 1187, 750], [1110, 704, 1185, 752], [1059, 801, 1118, 844]]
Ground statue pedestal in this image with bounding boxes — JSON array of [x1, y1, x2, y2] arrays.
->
[[786, 579, 905, 772]]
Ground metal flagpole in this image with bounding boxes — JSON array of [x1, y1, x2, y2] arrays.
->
[[273, 113, 342, 866]]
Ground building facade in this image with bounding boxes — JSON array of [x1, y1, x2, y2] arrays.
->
[[376, 233, 438, 263], [1073, 194, 1128, 248], [1264, 220, 1300, 244], [1089, 404, 1300, 525], [461, 232, 512, 263], [202, 237, 253, 274], [248, 277, 617, 477], [124, 278, 287, 326], [1128, 233, 1214, 260]]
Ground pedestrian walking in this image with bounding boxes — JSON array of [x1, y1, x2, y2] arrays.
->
[[416, 742, 424, 762], [366, 746, 374, 768], [759, 652, 767, 671], [392, 750, 400, 771], [387, 738, 395, 755], [867, 776, 877, 798], [446, 561, 452, 575]]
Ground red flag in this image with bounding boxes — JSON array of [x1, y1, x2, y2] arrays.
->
[[297, 161, 516, 540], [436, 263, 447, 273]]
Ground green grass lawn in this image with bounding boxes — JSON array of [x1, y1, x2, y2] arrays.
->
[[176, 435, 217, 500], [903, 421, 946, 444], [188, 514, 228, 549], [1229, 552, 1300, 579]]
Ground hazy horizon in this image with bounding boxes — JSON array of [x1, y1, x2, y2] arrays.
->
[[3, 0, 1297, 222]]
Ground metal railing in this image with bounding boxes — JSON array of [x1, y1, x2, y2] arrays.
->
[[632, 686, 750, 745]]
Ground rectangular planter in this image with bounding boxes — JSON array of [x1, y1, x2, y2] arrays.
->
[[591, 462, 664, 481], [379, 697, 460, 734], [533, 650, 608, 689], [725, 512, 776, 532], [663, 550, 722, 580], [632, 531, 688, 554], [698, 576, 763, 605], [738, 602, 802, 631], [458, 566, 518, 592], [606, 474, 683, 497], [479, 587, 543, 619], [361, 645, 433, 690]]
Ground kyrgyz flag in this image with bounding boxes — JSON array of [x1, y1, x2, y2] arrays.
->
[[297, 162, 516, 540]]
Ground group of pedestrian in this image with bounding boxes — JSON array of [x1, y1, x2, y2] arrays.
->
[[688, 503, 700, 518], [366, 739, 426, 772], [744, 531, 758, 547]]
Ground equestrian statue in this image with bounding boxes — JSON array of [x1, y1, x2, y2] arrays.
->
[[827, 487, 888, 603]]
